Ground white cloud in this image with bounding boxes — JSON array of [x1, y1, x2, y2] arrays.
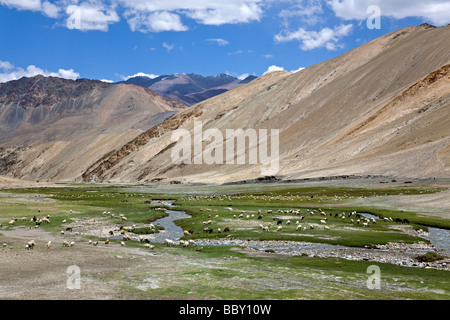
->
[[263, 65, 285, 75], [121, 72, 159, 81], [0, 0, 41, 11], [162, 42, 175, 52], [328, 0, 450, 26], [206, 38, 230, 46], [0, 60, 14, 70], [0, 61, 80, 83], [184, 1, 263, 25], [100, 79, 114, 83], [291, 66, 305, 73], [41, 1, 59, 18], [117, 0, 263, 27], [124, 10, 188, 32], [0, 0, 58, 17], [275, 24, 353, 51], [66, 2, 120, 32]]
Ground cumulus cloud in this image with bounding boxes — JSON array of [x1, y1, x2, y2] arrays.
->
[[0, 60, 80, 83], [124, 10, 187, 32], [1, 0, 264, 32], [291, 66, 305, 73], [275, 24, 353, 50], [0, 0, 41, 11], [328, 0, 450, 26], [66, 2, 120, 31], [263, 65, 285, 75], [0, 0, 59, 17]]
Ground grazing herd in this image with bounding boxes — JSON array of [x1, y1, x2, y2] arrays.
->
[[1, 199, 408, 253]]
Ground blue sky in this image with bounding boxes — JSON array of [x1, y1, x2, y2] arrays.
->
[[1, 1, 449, 83]]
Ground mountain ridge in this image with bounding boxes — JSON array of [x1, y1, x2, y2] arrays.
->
[[118, 73, 257, 106], [80, 23, 450, 184]]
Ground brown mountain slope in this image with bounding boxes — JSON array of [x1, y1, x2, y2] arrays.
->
[[79, 24, 450, 184], [0, 76, 186, 181]]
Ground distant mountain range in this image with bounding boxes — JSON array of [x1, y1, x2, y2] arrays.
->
[[118, 73, 257, 106]]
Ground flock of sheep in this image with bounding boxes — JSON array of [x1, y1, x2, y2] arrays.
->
[[1, 198, 399, 253]]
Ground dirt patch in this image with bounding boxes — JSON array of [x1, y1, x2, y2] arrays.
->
[[0, 227, 175, 300]]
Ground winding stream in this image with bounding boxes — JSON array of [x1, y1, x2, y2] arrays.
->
[[145, 202, 447, 252]]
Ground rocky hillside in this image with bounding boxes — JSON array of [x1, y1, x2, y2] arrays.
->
[[80, 24, 450, 184], [0, 75, 186, 181]]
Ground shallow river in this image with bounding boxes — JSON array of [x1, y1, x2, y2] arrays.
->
[[146, 202, 448, 254]]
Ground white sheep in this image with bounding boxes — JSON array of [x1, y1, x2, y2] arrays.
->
[[277, 226, 282, 232], [164, 239, 175, 246]]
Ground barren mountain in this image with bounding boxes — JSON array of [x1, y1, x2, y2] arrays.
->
[[80, 24, 450, 184], [0, 76, 185, 181], [119, 73, 257, 106]]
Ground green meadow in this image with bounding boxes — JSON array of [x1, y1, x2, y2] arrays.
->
[[0, 181, 449, 299]]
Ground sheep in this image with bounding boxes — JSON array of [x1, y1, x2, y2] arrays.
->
[[26, 240, 36, 249], [262, 226, 269, 232], [324, 226, 330, 231], [183, 230, 191, 236], [149, 223, 155, 230], [122, 234, 131, 241], [320, 220, 327, 224], [286, 220, 291, 225], [223, 227, 230, 233], [93, 241, 98, 246], [277, 226, 282, 232], [70, 241, 75, 247], [121, 241, 126, 247], [188, 240, 196, 246], [9, 220, 15, 226], [88, 240, 92, 245], [164, 239, 175, 246], [2, 243, 7, 247], [105, 239, 110, 245], [144, 243, 155, 249], [63, 240, 70, 247], [296, 225, 302, 231], [47, 241, 52, 249]]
